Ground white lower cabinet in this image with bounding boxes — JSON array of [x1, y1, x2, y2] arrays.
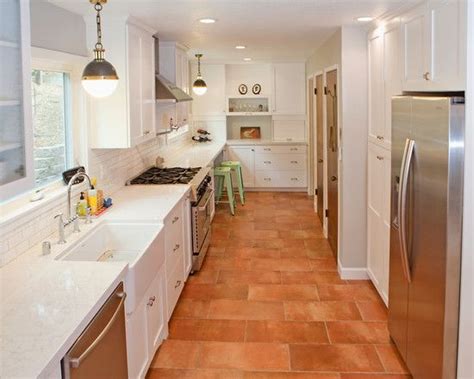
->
[[367, 142, 391, 305], [227, 146, 255, 187], [126, 265, 167, 379], [226, 144, 307, 189], [126, 193, 192, 378]]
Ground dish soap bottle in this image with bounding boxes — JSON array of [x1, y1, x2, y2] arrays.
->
[[76, 192, 87, 217], [88, 181, 98, 215]]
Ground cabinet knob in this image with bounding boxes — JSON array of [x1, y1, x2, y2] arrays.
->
[[423, 72, 430, 81], [331, 176, 337, 182], [376, 135, 384, 140], [318, 159, 323, 163]]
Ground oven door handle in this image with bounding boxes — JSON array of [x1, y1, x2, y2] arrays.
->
[[198, 190, 214, 211]]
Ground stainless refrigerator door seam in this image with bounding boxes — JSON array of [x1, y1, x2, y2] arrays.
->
[[398, 138, 415, 283]]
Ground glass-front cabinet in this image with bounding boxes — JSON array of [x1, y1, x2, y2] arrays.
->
[[0, 0, 33, 201]]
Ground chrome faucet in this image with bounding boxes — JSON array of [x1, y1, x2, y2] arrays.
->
[[67, 171, 93, 221]]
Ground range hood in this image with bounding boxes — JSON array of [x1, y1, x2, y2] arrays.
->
[[154, 37, 193, 103]]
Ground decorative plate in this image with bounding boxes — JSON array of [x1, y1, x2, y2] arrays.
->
[[252, 84, 261, 95], [238, 84, 248, 95]]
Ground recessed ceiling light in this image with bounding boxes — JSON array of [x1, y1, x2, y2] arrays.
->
[[356, 16, 373, 22], [199, 18, 216, 24], [235, 45, 246, 49], [243, 57, 252, 61]]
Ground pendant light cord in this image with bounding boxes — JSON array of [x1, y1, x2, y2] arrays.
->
[[95, 2, 103, 51]]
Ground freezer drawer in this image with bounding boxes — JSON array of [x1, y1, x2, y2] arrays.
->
[[62, 283, 128, 379]]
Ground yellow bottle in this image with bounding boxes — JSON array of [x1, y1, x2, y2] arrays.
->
[[88, 184, 98, 215]]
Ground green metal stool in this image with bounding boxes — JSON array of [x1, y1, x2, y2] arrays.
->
[[220, 161, 245, 205], [214, 166, 236, 215]]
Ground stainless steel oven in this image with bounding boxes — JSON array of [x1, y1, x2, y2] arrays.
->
[[191, 176, 213, 272]]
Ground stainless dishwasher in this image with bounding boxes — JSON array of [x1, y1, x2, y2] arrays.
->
[[62, 283, 128, 379]]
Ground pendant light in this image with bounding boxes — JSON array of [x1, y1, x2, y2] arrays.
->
[[192, 54, 207, 96], [82, 0, 119, 98]]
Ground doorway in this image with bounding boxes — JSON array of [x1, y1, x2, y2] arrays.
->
[[315, 74, 324, 228], [325, 68, 338, 257]]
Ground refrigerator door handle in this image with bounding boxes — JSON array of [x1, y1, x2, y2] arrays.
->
[[398, 138, 415, 283]]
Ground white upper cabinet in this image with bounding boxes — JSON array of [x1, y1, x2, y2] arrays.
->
[[368, 32, 385, 143], [88, 18, 156, 149], [401, 0, 466, 91], [0, 0, 34, 200], [191, 64, 226, 116], [368, 19, 401, 148], [273, 63, 306, 115]]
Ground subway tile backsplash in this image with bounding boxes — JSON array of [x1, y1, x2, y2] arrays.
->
[[0, 132, 191, 267]]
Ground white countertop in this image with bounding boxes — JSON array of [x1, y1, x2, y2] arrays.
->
[[0, 141, 226, 378], [226, 139, 308, 146]]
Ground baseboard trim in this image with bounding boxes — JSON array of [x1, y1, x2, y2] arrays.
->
[[337, 258, 370, 280]]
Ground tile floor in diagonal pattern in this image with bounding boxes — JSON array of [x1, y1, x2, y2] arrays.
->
[[147, 192, 411, 379]]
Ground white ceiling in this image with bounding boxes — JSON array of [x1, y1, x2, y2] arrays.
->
[[50, 0, 417, 62]]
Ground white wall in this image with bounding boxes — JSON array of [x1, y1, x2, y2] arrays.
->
[[339, 26, 368, 271], [306, 30, 341, 77], [29, 0, 88, 57], [457, 1, 474, 377]]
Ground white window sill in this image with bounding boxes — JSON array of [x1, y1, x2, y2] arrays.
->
[[0, 180, 87, 227]]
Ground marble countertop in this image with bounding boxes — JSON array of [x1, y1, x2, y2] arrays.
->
[[0, 141, 226, 378], [226, 139, 308, 146]]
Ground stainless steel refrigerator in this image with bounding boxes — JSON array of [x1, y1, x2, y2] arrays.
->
[[389, 95, 464, 379]]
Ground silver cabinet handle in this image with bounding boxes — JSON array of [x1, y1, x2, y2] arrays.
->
[[69, 292, 126, 368], [286, 138, 292, 141], [290, 160, 298, 164], [291, 178, 298, 181], [175, 280, 182, 289], [290, 148, 298, 151], [173, 244, 180, 252], [263, 148, 271, 151], [376, 156, 384, 160], [264, 161, 272, 164], [398, 138, 415, 283], [198, 190, 214, 211], [172, 216, 179, 224], [263, 178, 271, 181], [376, 135, 384, 140]]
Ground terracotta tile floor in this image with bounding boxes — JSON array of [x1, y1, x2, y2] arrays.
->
[[147, 192, 411, 379]]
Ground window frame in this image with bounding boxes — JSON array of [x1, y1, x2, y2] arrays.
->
[[30, 66, 73, 187]]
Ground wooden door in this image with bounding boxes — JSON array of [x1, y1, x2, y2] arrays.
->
[[315, 74, 324, 227], [325, 69, 338, 256]]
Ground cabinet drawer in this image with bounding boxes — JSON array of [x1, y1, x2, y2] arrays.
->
[[255, 170, 307, 188], [166, 253, 185, 320], [254, 145, 307, 154], [255, 153, 306, 171], [165, 203, 184, 270]]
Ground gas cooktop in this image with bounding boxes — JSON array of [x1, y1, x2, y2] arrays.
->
[[128, 167, 201, 185]]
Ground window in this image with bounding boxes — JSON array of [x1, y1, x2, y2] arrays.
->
[[31, 69, 72, 186]]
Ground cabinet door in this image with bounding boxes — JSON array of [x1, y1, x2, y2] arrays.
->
[[428, 0, 466, 90], [127, 24, 143, 146], [272, 120, 306, 142], [141, 32, 155, 139], [401, 6, 430, 90], [126, 295, 149, 379], [228, 146, 255, 187], [0, 0, 34, 200], [368, 32, 385, 143], [273, 63, 305, 115], [146, 265, 167, 355], [367, 142, 385, 293], [191, 64, 226, 116], [383, 23, 402, 147]]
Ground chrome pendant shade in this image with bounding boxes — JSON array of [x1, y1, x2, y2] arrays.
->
[[82, 0, 119, 98], [192, 54, 207, 96]]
